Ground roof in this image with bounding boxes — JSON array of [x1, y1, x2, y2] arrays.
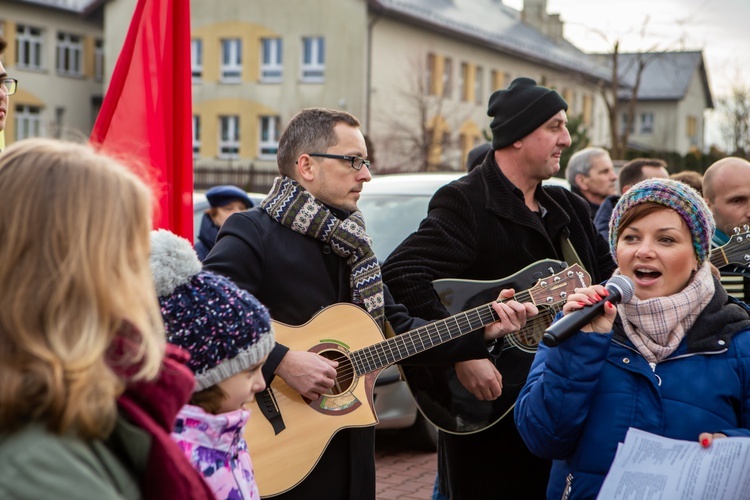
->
[[608, 51, 713, 107], [8, 0, 92, 12], [367, 0, 610, 82]]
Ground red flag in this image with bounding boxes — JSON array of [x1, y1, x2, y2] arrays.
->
[[91, 0, 193, 241]]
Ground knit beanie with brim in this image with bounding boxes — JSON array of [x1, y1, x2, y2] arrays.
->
[[608, 178, 715, 266], [150, 229, 275, 392], [487, 77, 568, 150]]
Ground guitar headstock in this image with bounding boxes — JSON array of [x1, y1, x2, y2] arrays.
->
[[714, 225, 750, 268], [528, 263, 591, 306]]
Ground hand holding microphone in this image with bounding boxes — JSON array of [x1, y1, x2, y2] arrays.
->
[[542, 275, 634, 347]]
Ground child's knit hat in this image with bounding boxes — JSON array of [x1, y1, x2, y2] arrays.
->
[[150, 229, 274, 391], [609, 178, 715, 266]]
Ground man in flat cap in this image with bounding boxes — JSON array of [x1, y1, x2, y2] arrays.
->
[[194, 184, 253, 260], [383, 77, 615, 499]]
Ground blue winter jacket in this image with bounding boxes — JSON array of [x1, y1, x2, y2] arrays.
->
[[515, 283, 750, 500]]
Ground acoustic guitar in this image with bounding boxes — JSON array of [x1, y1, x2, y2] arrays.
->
[[246, 263, 587, 497], [401, 259, 591, 434]]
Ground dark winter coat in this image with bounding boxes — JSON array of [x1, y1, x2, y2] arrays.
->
[[194, 213, 219, 261]]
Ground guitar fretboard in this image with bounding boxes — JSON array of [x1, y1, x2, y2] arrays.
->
[[351, 290, 537, 375]]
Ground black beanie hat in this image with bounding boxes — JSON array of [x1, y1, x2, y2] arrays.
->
[[488, 77, 568, 150]]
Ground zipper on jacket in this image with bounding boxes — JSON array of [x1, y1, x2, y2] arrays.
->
[[561, 473, 573, 500], [648, 362, 662, 386]]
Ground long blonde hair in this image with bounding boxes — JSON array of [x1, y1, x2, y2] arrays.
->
[[0, 138, 165, 439]]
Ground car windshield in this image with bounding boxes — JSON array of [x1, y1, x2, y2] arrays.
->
[[358, 194, 432, 261]]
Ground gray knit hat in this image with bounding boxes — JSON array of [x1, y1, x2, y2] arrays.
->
[[150, 229, 275, 391], [488, 77, 568, 150]]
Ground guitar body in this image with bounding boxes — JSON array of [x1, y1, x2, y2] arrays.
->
[[403, 260, 579, 434], [246, 303, 385, 497]]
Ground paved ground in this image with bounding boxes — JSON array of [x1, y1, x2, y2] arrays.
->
[[375, 432, 437, 499]]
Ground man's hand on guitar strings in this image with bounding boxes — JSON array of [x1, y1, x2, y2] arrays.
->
[[275, 350, 339, 400], [483, 288, 539, 342], [455, 358, 503, 401]]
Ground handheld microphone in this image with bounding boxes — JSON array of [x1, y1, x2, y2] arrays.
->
[[541, 275, 634, 347]]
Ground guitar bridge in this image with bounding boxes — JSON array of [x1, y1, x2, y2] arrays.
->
[[258, 387, 286, 435]]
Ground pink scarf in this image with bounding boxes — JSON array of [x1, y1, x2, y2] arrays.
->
[[616, 264, 714, 363]]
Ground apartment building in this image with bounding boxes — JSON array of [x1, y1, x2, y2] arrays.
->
[[0, 0, 103, 147]]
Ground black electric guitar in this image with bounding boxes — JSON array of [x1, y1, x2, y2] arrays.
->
[[246, 263, 586, 497], [401, 260, 591, 434], [710, 225, 750, 270]]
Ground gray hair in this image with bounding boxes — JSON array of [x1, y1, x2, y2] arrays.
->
[[565, 147, 610, 185]]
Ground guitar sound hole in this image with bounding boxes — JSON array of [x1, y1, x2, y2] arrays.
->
[[320, 350, 354, 396]]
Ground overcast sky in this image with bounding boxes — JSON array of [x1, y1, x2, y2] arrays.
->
[[504, 0, 750, 149]]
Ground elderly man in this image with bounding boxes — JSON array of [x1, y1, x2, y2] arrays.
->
[[566, 146, 618, 221], [703, 157, 750, 302], [382, 77, 615, 499]]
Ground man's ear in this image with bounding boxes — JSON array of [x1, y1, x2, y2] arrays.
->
[[575, 173, 588, 190], [296, 154, 316, 182]]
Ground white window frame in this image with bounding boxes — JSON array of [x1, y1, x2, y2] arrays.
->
[[15, 105, 42, 141], [259, 116, 281, 159], [56, 32, 83, 77], [621, 112, 635, 134], [639, 112, 654, 134], [191, 39, 203, 83], [218, 115, 240, 159], [94, 39, 104, 82], [301, 36, 325, 83], [16, 24, 44, 70], [192, 115, 201, 158], [260, 38, 283, 83], [220, 39, 242, 83]]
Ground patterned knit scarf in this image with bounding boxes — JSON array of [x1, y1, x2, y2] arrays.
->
[[261, 176, 385, 329], [616, 263, 714, 364]]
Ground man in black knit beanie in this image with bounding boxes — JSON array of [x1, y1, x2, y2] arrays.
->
[[383, 77, 615, 499]]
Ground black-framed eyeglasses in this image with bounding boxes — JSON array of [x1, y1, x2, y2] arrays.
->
[[0, 78, 18, 96], [308, 153, 371, 171]]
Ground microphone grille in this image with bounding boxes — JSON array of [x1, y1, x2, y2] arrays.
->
[[607, 275, 635, 303]]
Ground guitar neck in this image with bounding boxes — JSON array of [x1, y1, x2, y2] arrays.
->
[[710, 247, 729, 268], [351, 291, 556, 375]]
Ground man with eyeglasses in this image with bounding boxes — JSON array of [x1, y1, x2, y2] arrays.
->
[[0, 35, 18, 144], [203, 107, 535, 500]]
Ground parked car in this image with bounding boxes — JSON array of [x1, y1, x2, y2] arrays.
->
[[359, 171, 570, 450]]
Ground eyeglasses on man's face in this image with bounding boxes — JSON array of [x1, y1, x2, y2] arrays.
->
[[308, 153, 371, 171], [0, 78, 18, 96]]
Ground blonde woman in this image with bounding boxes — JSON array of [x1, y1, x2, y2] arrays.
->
[[0, 139, 213, 499]]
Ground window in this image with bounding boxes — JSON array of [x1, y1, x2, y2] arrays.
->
[[16, 24, 43, 70], [474, 66, 484, 105], [192, 115, 201, 157], [94, 39, 104, 82], [639, 112, 654, 134], [426, 53, 436, 95], [218, 115, 240, 159], [259, 116, 281, 158], [56, 32, 83, 77], [15, 105, 42, 140], [220, 39, 242, 83], [491, 69, 502, 91], [621, 113, 634, 134], [191, 39, 203, 82], [582, 94, 593, 126], [459, 62, 469, 102], [686, 115, 697, 137], [442, 57, 452, 98], [301, 37, 325, 82], [261, 38, 283, 82]]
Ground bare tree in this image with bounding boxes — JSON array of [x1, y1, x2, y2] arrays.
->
[[718, 81, 750, 157], [374, 55, 472, 173]]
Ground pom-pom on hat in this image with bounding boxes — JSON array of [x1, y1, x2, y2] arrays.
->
[[608, 178, 715, 266], [487, 77, 568, 150], [206, 184, 253, 209], [150, 229, 274, 391]]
